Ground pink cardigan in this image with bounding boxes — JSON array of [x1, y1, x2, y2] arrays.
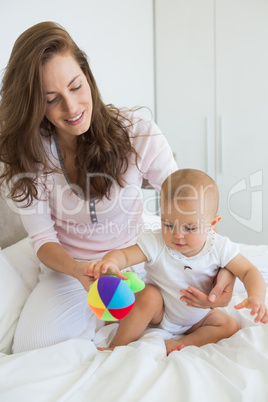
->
[[19, 111, 177, 260]]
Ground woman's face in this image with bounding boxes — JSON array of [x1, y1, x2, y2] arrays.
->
[[42, 52, 93, 144]]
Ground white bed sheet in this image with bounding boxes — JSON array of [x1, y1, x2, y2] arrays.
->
[[0, 239, 268, 402]]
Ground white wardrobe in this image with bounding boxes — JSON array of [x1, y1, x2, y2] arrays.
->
[[155, 0, 268, 244]]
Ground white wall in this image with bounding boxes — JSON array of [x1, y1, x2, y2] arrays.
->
[[0, 0, 154, 114]]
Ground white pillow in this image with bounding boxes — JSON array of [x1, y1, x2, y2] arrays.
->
[[2, 238, 40, 291], [0, 251, 30, 354], [0, 238, 40, 354]]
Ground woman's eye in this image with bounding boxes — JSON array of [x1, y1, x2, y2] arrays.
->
[[71, 84, 82, 92], [47, 97, 57, 105]]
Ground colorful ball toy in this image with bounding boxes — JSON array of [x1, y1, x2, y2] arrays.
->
[[87, 272, 145, 321]]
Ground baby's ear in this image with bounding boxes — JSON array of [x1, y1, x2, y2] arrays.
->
[[210, 215, 221, 230]]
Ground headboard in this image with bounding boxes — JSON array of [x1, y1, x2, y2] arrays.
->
[[0, 190, 27, 249]]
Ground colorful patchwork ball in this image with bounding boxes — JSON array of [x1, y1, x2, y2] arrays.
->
[[87, 273, 145, 321]]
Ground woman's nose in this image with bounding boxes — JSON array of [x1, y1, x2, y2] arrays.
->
[[62, 96, 76, 113]]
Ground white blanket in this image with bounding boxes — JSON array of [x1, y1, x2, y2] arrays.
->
[[0, 240, 268, 402]]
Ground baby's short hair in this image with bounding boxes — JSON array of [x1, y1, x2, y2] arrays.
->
[[161, 169, 219, 218]]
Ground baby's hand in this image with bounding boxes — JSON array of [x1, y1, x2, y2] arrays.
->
[[86, 260, 128, 280], [234, 296, 268, 323]]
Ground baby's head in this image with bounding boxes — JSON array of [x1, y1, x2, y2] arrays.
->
[[160, 169, 221, 257]]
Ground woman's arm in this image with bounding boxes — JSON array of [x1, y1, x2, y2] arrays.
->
[[37, 242, 96, 292], [180, 268, 236, 308], [130, 112, 178, 193]]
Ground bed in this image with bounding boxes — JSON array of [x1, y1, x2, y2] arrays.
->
[[0, 194, 268, 402]]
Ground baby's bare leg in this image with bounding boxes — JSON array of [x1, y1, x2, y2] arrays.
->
[[165, 309, 239, 355], [98, 285, 164, 350]]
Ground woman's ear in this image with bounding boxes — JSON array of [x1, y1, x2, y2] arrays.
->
[[210, 215, 221, 230]]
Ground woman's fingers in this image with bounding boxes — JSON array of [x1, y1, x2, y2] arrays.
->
[[180, 287, 211, 308]]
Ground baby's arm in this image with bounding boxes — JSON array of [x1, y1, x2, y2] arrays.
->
[[87, 244, 148, 279], [225, 253, 268, 323]]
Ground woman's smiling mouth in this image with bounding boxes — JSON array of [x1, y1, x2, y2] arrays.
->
[[65, 112, 84, 124]]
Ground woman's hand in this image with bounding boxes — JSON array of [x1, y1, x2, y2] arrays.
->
[[73, 259, 128, 292], [180, 268, 236, 309], [72, 261, 96, 292]]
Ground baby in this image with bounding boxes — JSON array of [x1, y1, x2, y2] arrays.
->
[[88, 169, 268, 354]]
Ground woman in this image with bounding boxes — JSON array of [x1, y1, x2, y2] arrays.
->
[[0, 21, 234, 352]]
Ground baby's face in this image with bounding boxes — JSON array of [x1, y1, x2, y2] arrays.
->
[[160, 200, 214, 257]]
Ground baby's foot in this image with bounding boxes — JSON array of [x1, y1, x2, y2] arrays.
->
[[164, 339, 185, 356], [97, 346, 115, 352]]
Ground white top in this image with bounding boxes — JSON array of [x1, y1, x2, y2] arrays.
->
[[19, 111, 177, 261], [137, 229, 240, 327]]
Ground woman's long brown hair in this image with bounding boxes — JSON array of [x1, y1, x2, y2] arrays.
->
[[0, 21, 139, 206]]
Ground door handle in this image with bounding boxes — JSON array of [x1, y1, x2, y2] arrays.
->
[[219, 115, 224, 173]]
